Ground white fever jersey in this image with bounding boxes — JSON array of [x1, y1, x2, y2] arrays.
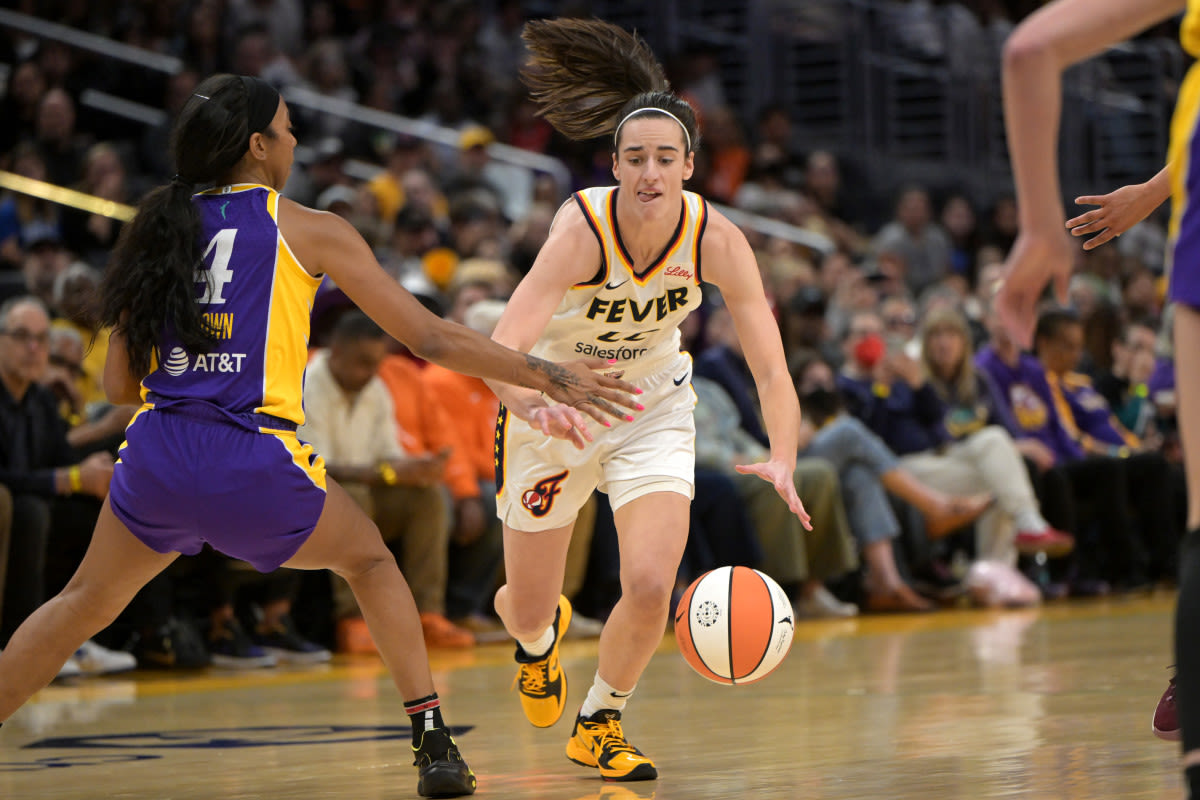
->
[[529, 186, 708, 372]]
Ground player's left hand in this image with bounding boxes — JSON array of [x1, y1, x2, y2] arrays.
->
[[995, 228, 1074, 350], [1066, 182, 1160, 250], [735, 459, 812, 530]]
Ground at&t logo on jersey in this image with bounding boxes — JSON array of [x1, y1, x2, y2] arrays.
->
[[162, 347, 190, 376], [159, 348, 249, 376], [521, 470, 569, 518]]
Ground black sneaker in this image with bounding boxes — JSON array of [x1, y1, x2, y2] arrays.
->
[[208, 618, 277, 670], [132, 618, 212, 669], [251, 612, 332, 665], [412, 727, 477, 797]]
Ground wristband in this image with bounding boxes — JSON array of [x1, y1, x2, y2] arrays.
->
[[68, 465, 83, 493]]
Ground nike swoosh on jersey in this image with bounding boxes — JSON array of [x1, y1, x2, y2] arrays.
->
[[605, 279, 628, 290], [672, 371, 690, 386]]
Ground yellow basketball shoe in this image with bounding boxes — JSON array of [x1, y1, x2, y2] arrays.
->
[[514, 595, 572, 727], [565, 709, 658, 781]]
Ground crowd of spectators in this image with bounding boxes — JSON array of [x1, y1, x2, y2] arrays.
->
[[0, 0, 1187, 673]]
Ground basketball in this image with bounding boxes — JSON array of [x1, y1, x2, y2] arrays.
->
[[673, 566, 795, 685]]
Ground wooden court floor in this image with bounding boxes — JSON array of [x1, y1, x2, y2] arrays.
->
[[0, 593, 1186, 799]]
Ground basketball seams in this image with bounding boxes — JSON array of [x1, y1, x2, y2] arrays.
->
[[734, 568, 775, 684]]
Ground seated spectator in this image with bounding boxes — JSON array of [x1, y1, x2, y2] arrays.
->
[[792, 352, 993, 611], [1035, 309, 1178, 582], [0, 143, 61, 272], [919, 308, 1075, 561], [871, 185, 952, 297], [976, 302, 1150, 592], [1093, 316, 1162, 441], [420, 299, 507, 635], [298, 311, 473, 651], [0, 296, 131, 675], [41, 326, 132, 455]]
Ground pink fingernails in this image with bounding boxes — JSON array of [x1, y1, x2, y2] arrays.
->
[[625, 414, 634, 421], [635, 403, 645, 410], [607, 358, 617, 364], [635, 388, 644, 395]]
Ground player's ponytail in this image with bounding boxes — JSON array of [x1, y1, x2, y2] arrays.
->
[[98, 74, 275, 376], [520, 18, 700, 153]]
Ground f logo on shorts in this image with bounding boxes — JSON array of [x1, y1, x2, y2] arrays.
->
[[521, 470, 569, 518]]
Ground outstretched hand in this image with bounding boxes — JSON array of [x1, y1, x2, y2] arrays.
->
[[536, 356, 643, 427], [734, 459, 812, 530], [994, 228, 1075, 350], [1066, 182, 1162, 251]]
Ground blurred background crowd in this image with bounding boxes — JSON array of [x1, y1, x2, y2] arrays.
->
[[0, 0, 1187, 676]]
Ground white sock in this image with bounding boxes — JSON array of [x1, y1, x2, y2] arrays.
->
[[579, 671, 634, 718], [1014, 509, 1048, 533], [517, 625, 555, 659]]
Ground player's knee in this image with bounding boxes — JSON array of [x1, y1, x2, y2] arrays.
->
[[335, 548, 396, 583], [621, 568, 674, 613]]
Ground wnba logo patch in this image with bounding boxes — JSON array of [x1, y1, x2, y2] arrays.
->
[[521, 470, 569, 518]]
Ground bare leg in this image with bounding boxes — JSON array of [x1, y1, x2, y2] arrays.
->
[[598, 492, 690, 690], [282, 478, 435, 700], [861, 539, 933, 612], [493, 522, 574, 641], [0, 497, 178, 722]]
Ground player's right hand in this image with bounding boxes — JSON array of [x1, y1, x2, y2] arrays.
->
[[530, 404, 594, 450], [540, 357, 643, 427]]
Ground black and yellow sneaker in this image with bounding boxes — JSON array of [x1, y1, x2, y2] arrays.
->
[[565, 709, 658, 782], [514, 595, 572, 727], [412, 727, 477, 797]]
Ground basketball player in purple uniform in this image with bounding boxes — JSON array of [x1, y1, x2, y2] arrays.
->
[[485, 20, 810, 781], [997, 1, 1200, 795], [0, 74, 639, 798]]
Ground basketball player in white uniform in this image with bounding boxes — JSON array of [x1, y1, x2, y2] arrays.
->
[[485, 18, 810, 781]]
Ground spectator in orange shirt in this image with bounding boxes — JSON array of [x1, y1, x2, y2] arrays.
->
[[377, 332, 497, 634], [422, 299, 508, 634]]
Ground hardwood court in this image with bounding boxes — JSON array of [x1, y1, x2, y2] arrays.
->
[[0, 594, 1185, 799]]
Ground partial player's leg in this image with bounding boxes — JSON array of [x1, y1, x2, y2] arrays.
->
[[1173, 305, 1200, 796], [493, 521, 574, 728], [566, 488, 689, 782], [282, 477, 475, 798], [0, 497, 178, 723]]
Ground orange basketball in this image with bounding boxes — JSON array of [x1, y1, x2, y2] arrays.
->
[[673, 566, 795, 685]]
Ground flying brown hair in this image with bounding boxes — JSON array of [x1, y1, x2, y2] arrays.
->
[[520, 18, 698, 149]]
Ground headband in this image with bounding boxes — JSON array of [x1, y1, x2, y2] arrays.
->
[[240, 75, 281, 137], [613, 108, 692, 153]]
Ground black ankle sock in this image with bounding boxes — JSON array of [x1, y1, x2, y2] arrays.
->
[[405, 693, 445, 747]]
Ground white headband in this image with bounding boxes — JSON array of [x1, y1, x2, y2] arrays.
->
[[613, 108, 692, 153]]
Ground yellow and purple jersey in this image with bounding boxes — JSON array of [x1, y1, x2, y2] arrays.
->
[[139, 184, 321, 425], [1166, 0, 1200, 308]]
